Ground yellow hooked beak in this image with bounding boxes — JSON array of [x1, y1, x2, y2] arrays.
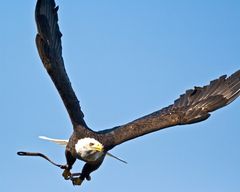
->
[[92, 144, 104, 152]]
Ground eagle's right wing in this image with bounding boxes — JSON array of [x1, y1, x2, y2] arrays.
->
[[103, 70, 240, 148], [35, 0, 89, 130]]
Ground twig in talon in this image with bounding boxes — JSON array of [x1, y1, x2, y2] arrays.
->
[[70, 173, 82, 177], [17, 151, 66, 169], [65, 173, 82, 181]]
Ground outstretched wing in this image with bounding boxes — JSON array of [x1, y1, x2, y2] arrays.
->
[[103, 70, 240, 147], [35, 0, 88, 129]]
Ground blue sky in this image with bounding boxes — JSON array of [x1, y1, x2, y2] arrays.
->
[[1, 0, 240, 191]]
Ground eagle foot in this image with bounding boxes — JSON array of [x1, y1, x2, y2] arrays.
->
[[62, 169, 71, 180], [71, 177, 83, 186]]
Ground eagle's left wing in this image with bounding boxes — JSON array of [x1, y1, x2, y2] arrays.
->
[[102, 70, 240, 148], [35, 0, 89, 130]]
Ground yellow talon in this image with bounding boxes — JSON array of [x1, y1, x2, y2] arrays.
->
[[62, 169, 71, 180], [72, 177, 83, 185]]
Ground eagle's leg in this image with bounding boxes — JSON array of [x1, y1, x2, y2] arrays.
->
[[62, 150, 76, 180], [71, 161, 103, 186]]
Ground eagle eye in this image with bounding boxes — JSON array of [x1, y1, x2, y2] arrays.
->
[[89, 142, 94, 146]]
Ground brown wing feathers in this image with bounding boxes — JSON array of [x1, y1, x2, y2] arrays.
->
[[104, 70, 240, 147], [35, 0, 88, 129]]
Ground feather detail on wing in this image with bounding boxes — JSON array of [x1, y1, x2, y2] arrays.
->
[[102, 70, 240, 147], [35, 0, 89, 131]]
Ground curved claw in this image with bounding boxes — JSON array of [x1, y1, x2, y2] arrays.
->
[[86, 175, 91, 181]]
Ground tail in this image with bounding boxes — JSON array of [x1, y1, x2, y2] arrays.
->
[[39, 136, 68, 146]]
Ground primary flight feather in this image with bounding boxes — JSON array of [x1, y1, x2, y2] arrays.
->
[[18, 0, 240, 186]]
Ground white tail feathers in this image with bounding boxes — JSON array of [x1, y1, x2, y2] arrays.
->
[[39, 136, 68, 146]]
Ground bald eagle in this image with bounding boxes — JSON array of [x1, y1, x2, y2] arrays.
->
[[18, 0, 240, 186]]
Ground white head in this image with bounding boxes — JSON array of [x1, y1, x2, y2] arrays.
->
[[75, 138, 104, 162]]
